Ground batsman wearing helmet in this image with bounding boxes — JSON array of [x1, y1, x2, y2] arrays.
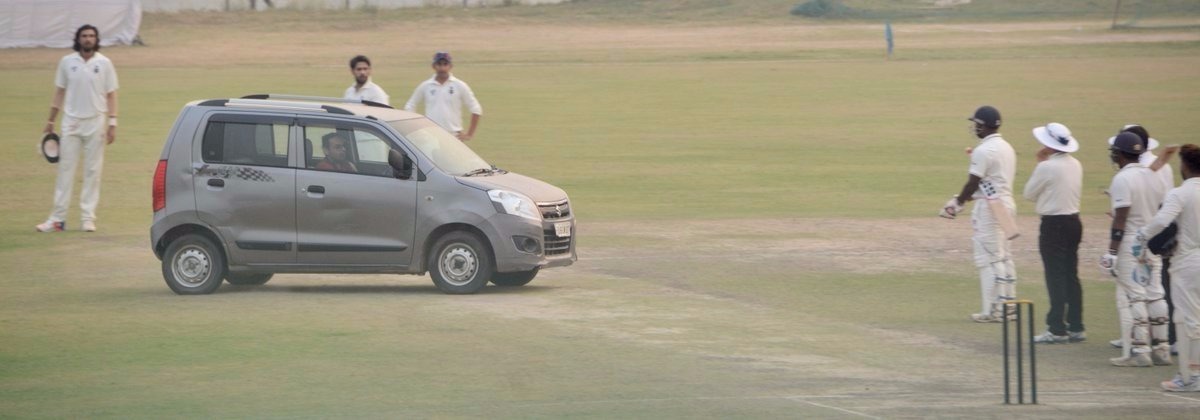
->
[[1103, 132, 1171, 367], [941, 105, 1019, 323]]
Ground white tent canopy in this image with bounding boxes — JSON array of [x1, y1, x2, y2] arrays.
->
[[0, 0, 142, 49]]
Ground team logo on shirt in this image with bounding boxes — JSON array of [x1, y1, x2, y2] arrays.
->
[[93, 66, 99, 74], [449, 86, 455, 95], [70, 65, 78, 72]]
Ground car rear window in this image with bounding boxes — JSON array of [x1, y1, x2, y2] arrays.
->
[[202, 120, 290, 167]]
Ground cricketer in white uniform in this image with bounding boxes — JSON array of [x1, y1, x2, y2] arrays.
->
[[37, 25, 118, 233], [1108, 124, 1177, 352], [1140, 145, 1200, 391], [1103, 133, 1170, 367], [343, 55, 389, 105], [941, 106, 1018, 323], [404, 51, 482, 142]]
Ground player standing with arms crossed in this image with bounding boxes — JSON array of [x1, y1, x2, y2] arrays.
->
[[1139, 144, 1200, 391], [1102, 132, 1171, 367], [940, 106, 1019, 323], [1024, 123, 1085, 343]]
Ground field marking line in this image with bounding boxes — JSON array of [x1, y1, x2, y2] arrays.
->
[[1162, 393, 1200, 403], [786, 397, 882, 419]]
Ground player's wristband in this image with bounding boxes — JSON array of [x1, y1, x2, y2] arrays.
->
[[1108, 248, 1118, 255], [1110, 229, 1124, 242], [108, 118, 117, 127]]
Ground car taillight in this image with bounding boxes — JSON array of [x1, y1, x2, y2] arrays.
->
[[152, 159, 167, 212]]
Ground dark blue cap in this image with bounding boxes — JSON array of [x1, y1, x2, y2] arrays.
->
[[1110, 132, 1145, 154]]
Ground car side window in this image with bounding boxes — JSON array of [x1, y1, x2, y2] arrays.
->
[[201, 117, 290, 167]]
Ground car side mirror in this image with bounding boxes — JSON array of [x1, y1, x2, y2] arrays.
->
[[388, 149, 413, 180]]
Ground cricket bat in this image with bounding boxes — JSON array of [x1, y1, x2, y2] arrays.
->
[[981, 180, 1020, 240]]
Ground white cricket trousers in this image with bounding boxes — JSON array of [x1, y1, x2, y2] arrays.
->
[[972, 198, 1017, 316], [1114, 236, 1167, 357], [47, 115, 105, 224], [1169, 250, 1200, 377]]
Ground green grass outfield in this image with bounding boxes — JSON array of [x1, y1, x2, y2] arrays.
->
[[2, 4, 1200, 418]]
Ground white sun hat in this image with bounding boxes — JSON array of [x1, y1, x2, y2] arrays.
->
[[1032, 122, 1079, 153], [1106, 124, 1159, 151]]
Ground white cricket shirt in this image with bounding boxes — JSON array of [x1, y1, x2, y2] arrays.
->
[[1140, 152, 1176, 191], [969, 133, 1017, 200], [55, 52, 118, 119], [1110, 162, 1168, 232], [1143, 178, 1200, 257], [1023, 152, 1082, 216], [344, 79, 390, 105], [404, 74, 482, 133]]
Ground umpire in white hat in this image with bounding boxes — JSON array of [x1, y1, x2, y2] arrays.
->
[[1024, 123, 1085, 344]]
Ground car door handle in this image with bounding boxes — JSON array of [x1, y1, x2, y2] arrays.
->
[[207, 179, 224, 187], [306, 185, 325, 194]]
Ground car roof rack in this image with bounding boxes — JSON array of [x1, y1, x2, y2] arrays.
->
[[216, 98, 351, 114], [240, 94, 395, 110]]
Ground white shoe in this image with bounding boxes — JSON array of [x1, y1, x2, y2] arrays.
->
[[35, 220, 65, 232], [1152, 344, 1173, 366], [1111, 351, 1153, 367], [1110, 339, 1123, 348], [82, 220, 96, 232], [1161, 374, 1200, 392], [1069, 331, 1087, 342], [971, 313, 1002, 323], [1033, 331, 1069, 344]]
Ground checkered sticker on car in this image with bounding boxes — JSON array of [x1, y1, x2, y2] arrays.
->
[[235, 167, 275, 182]]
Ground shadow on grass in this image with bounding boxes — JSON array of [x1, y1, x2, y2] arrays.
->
[[219, 283, 557, 295]]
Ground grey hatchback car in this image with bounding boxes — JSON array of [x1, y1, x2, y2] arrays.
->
[[151, 95, 576, 294]]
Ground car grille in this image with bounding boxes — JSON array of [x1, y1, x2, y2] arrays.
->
[[538, 200, 571, 220], [543, 229, 572, 256]]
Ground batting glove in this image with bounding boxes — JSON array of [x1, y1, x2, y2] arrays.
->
[[939, 197, 963, 219], [1099, 250, 1118, 278]]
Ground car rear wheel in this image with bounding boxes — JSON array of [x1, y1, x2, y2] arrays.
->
[[225, 272, 273, 286], [162, 234, 226, 295], [490, 268, 538, 287], [429, 231, 493, 294]]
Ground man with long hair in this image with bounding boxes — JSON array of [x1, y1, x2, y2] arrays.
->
[[36, 24, 119, 233]]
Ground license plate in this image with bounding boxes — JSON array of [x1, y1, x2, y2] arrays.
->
[[554, 222, 572, 238]]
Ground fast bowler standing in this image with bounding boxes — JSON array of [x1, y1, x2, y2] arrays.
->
[[36, 24, 119, 233], [1102, 132, 1171, 367], [1139, 144, 1200, 391], [404, 51, 482, 142], [1024, 123, 1085, 344], [343, 55, 389, 105], [940, 106, 1018, 323]]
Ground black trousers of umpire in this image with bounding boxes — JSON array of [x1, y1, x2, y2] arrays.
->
[[1039, 214, 1084, 335]]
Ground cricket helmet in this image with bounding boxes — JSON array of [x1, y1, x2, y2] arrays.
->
[[968, 105, 1002, 129]]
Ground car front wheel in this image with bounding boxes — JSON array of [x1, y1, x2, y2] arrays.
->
[[429, 231, 494, 294], [162, 234, 226, 295]]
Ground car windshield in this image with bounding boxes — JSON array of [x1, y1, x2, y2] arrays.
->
[[388, 118, 490, 176]]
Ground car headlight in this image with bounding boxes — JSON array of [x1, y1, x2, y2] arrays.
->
[[488, 190, 540, 221]]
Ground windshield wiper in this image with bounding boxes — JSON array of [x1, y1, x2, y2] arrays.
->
[[461, 167, 493, 177]]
